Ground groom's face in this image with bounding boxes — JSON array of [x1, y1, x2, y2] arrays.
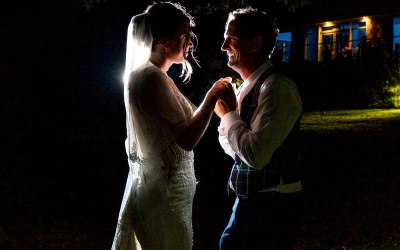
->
[[221, 21, 254, 73]]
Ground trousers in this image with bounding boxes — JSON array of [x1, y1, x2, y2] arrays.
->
[[219, 191, 303, 250]]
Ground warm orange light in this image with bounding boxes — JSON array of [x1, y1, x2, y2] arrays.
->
[[324, 21, 334, 27]]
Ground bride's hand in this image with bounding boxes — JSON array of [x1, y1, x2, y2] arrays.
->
[[207, 77, 232, 100]]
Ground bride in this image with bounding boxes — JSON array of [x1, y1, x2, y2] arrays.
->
[[111, 2, 234, 250]]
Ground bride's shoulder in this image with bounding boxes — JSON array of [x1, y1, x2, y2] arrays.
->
[[129, 63, 169, 90], [132, 62, 160, 77]]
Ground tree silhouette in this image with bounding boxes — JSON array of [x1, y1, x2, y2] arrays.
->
[[78, 0, 313, 12]]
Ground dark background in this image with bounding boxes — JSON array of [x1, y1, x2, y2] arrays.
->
[[2, 0, 400, 249], [0, 0, 243, 248]]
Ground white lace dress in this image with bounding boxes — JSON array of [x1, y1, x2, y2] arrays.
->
[[112, 61, 197, 250]]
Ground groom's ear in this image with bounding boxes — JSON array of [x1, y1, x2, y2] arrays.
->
[[252, 35, 264, 52]]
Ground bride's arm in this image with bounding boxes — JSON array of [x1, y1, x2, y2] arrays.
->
[[176, 79, 234, 151]]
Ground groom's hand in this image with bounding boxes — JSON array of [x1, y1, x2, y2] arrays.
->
[[215, 83, 237, 118]]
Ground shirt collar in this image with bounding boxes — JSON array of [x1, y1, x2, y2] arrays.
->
[[237, 60, 272, 111], [238, 60, 272, 95], [246, 60, 273, 84]]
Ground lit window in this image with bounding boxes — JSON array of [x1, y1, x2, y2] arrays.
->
[[352, 21, 366, 49], [275, 32, 292, 62], [306, 27, 318, 62], [393, 16, 400, 51]]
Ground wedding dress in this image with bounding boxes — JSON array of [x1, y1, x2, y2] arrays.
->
[[112, 61, 197, 250]]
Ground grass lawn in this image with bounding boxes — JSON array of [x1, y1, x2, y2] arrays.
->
[[1, 108, 400, 249], [297, 109, 400, 249], [301, 109, 400, 132]]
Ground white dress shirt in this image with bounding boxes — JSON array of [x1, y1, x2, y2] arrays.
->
[[218, 60, 302, 170]]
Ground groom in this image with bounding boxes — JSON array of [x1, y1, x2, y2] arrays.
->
[[215, 7, 304, 250]]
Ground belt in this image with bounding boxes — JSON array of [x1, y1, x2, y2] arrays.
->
[[239, 181, 303, 200], [258, 181, 302, 194]]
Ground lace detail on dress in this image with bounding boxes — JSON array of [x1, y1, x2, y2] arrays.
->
[[113, 61, 197, 250], [134, 148, 196, 250], [170, 80, 193, 122], [112, 162, 142, 250]]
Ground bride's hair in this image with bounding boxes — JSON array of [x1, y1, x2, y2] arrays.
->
[[146, 2, 198, 82], [146, 2, 195, 44], [124, 2, 197, 84]]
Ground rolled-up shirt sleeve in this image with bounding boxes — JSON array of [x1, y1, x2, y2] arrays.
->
[[217, 111, 241, 160]]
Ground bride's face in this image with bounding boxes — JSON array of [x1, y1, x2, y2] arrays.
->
[[166, 24, 193, 62]]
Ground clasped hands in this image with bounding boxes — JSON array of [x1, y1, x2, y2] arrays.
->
[[213, 77, 237, 118]]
